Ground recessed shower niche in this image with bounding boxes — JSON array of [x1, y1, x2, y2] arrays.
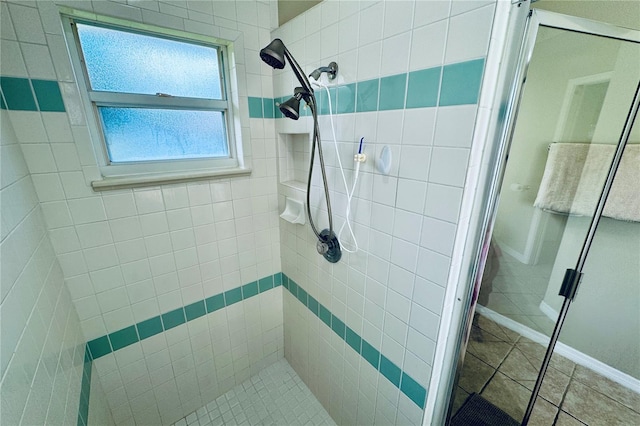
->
[[277, 132, 311, 190]]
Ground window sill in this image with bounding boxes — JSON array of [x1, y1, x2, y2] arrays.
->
[[91, 167, 252, 191]]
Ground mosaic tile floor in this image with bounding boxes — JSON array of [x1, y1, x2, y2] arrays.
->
[[172, 359, 336, 426], [452, 313, 640, 425]]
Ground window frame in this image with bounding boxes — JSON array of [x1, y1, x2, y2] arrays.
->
[[62, 11, 248, 189]]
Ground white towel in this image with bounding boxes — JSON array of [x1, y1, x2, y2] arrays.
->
[[534, 143, 640, 222]]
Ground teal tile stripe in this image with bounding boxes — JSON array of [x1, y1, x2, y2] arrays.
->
[[282, 273, 428, 409], [439, 59, 485, 106], [79, 271, 427, 423], [80, 273, 283, 424], [32, 79, 66, 112], [85, 273, 283, 361], [248, 96, 264, 118], [0, 76, 65, 112], [379, 74, 407, 110], [77, 347, 91, 426], [249, 58, 484, 119]]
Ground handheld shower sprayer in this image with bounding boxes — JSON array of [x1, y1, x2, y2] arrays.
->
[[260, 39, 342, 263]]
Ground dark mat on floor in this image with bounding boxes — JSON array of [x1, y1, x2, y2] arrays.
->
[[451, 393, 520, 426]]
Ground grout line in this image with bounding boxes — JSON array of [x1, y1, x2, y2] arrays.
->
[[552, 367, 576, 426]]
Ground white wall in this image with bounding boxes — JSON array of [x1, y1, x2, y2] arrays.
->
[[1, 0, 283, 424], [0, 109, 114, 425], [543, 217, 640, 379], [272, 1, 497, 424], [492, 27, 625, 258]]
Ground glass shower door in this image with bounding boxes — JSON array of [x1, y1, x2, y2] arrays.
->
[[449, 10, 640, 426], [549, 108, 640, 425]]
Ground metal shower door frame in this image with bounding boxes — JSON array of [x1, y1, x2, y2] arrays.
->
[[440, 8, 640, 426]]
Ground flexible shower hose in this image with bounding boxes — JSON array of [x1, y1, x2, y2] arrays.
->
[[305, 95, 333, 240]]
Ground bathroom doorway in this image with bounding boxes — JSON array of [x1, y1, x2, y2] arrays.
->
[[447, 9, 640, 426]]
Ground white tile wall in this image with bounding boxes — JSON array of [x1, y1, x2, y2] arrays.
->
[[92, 287, 284, 425], [275, 0, 496, 424], [0, 110, 114, 425], [2, 0, 502, 423], [3, 0, 281, 424]]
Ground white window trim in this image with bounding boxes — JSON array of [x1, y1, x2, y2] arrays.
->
[[61, 8, 250, 190]]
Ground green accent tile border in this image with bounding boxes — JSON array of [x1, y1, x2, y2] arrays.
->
[[248, 96, 263, 118], [274, 97, 285, 119], [206, 293, 225, 312], [262, 97, 275, 118], [109, 325, 138, 351], [85, 273, 283, 362], [162, 307, 186, 330], [337, 83, 356, 114], [224, 287, 242, 305], [137, 316, 163, 340], [264, 58, 485, 119], [185, 300, 206, 321], [356, 78, 379, 112], [0, 76, 66, 112], [242, 281, 259, 299], [379, 74, 407, 111], [0, 76, 37, 111], [406, 67, 441, 109], [77, 346, 91, 426], [439, 58, 485, 106], [32, 79, 65, 112], [87, 336, 111, 359], [380, 354, 402, 387], [282, 273, 428, 409]]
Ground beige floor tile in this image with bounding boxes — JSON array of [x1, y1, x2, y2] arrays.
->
[[451, 387, 470, 416], [528, 399, 561, 426], [571, 365, 640, 413], [458, 353, 495, 394], [467, 326, 514, 369], [555, 411, 587, 425], [515, 337, 576, 376], [481, 371, 558, 424], [498, 346, 570, 406], [562, 380, 640, 425]]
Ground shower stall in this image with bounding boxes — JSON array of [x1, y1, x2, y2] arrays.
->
[[2, 0, 637, 426]]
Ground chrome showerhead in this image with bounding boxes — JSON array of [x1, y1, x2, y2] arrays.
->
[[260, 38, 286, 69]]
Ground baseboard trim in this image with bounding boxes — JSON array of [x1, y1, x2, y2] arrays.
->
[[475, 305, 640, 394], [538, 300, 558, 321]]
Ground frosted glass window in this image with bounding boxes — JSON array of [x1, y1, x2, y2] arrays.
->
[[99, 108, 228, 163], [66, 18, 238, 169], [76, 23, 222, 99]]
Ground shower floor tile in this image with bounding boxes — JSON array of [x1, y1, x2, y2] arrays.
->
[[172, 359, 335, 426]]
